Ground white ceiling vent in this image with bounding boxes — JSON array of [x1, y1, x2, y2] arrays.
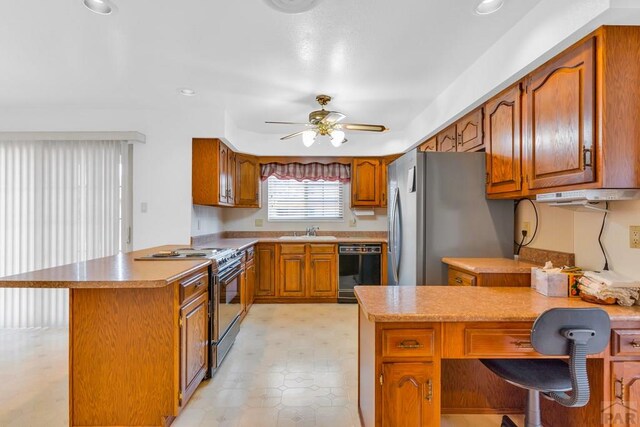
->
[[263, 0, 322, 14]]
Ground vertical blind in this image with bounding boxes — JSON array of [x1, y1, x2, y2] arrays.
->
[[0, 140, 128, 328], [267, 176, 344, 220]]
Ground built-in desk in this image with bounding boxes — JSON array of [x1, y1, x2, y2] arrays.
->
[[356, 286, 640, 427]]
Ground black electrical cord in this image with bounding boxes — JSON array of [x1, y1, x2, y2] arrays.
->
[[598, 201, 609, 271], [514, 198, 539, 247], [515, 230, 528, 256]]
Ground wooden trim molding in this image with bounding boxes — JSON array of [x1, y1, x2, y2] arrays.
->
[[0, 131, 146, 143]]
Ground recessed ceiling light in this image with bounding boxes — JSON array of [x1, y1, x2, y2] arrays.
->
[[178, 88, 196, 97], [475, 0, 504, 15], [263, 0, 322, 14], [83, 0, 112, 15]]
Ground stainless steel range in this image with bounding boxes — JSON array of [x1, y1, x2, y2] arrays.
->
[[136, 247, 244, 376]]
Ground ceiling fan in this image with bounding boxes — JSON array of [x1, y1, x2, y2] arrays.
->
[[266, 94, 388, 147]]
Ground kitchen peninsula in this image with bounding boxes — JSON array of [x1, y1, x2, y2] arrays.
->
[[0, 246, 212, 427], [356, 286, 640, 427]]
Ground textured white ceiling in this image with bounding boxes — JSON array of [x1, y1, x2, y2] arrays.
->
[[0, 0, 543, 154]]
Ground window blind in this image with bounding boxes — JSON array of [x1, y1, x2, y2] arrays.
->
[[268, 177, 343, 221], [0, 140, 130, 328]]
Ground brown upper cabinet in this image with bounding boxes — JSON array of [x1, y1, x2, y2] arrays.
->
[[525, 36, 596, 190], [192, 138, 260, 207], [419, 137, 437, 152], [352, 158, 382, 207], [418, 107, 484, 154], [456, 109, 484, 152], [235, 153, 261, 207], [485, 84, 523, 196], [436, 124, 457, 152], [486, 26, 640, 198]]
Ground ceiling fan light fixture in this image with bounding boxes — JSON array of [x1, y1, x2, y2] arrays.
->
[[83, 0, 113, 15], [302, 130, 317, 147], [475, 0, 504, 15], [330, 130, 345, 147]]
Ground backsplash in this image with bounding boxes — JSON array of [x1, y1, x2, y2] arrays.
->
[[516, 199, 640, 278]]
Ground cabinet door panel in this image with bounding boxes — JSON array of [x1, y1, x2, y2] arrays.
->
[[352, 159, 381, 206], [485, 84, 523, 195], [437, 124, 457, 152], [227, 150, 236, 204], [180, 292, 208, 407], [419, 137, 437, 152], [382, 363, 436, 427], [280, 255, 306, 297], [246, 260, 255, 309], [308, 254, 336, 297], [218, 142, 229, 204], [527, 37, 596, 189], [611, 361, 640, 426], [235, 154, 260, 207], [456, 109, 484, 152], [255, 244, 276, 297]]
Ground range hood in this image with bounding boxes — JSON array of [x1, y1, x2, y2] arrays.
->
[[536, 189, 640, 212]]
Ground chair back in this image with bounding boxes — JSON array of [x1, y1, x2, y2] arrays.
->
[[531, 308, 610, 355]]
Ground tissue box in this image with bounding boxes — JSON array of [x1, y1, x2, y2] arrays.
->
[[531, 268, 569, 297]]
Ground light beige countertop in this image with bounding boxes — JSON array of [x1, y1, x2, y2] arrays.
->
[[442, 257, 541, 274], [0, 245, 211, 289], [355, 286, 640, 322], [193, 236, 387, 250]]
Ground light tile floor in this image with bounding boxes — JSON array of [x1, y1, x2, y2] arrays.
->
[[0, 304, 523, 427]]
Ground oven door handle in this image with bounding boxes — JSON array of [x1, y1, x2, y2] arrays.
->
[[219, 266, 241, 285]]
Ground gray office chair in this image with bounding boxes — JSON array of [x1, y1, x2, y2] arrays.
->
[[481, 308, 611, 427]]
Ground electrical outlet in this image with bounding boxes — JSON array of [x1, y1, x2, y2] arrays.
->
[[255, 219, 264, 227], [631, 225, 640, 249], [522, 221, 531, 235]]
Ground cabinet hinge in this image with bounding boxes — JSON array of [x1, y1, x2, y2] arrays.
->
[[179, 315, 183, 327], [583, 147, 593, 168], [379, 374, 384, 386], [179, 391, 183, 406]]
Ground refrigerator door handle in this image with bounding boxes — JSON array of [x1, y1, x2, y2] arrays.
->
[[391, 187, 401, 284]]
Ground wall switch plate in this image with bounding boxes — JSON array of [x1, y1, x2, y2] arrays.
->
[[631, 225, 640, 249], [255, 219, 264, 227]]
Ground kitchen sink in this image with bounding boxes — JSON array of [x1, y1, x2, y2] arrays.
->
[[278, 235, 337, 240]]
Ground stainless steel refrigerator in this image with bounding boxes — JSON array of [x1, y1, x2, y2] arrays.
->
[[387, 151, 514, 286]]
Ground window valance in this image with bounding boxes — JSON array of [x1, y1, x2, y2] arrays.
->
[[260, 162, 350, 183]]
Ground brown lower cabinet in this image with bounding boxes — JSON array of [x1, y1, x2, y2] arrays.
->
[[382, 363, 437, 427], [179, 290, 208, 408], [254, 243, 337, 301]]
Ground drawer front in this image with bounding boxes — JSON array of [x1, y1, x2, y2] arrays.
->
[[382, 329, 435, 359], [309, 244, 336, 254], [465, 328, 540, 357], [279, 244, 306, 255], [180, 271, 208, 305], [448, 269, 477, 286], [612, 329, 640, 356]]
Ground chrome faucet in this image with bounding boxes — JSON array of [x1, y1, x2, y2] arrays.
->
[[306, 226, 319, 236]]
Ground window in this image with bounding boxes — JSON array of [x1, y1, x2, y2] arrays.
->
[[267, 176, 344, 221]]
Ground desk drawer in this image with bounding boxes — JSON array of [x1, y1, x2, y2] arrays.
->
[[382, 329, 435, 359], [448, 269, 476, 286], [612, 329, 640, 356], [180, 271, 208, 305], [465, 328, 539, 357]]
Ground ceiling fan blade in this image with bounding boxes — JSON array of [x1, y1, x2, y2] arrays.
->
[[280, 130, 307, 140], [339, 123, 388, 132], [266, 121, 313, 126], [321, 111, 346, 124]]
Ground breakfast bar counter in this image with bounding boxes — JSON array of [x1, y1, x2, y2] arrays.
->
[[355, 285, 640, 427]]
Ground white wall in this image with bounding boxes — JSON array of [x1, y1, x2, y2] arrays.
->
[[515, 200, 640, 279], [221, 181, 388, 233], [0, 106, 226, 249]]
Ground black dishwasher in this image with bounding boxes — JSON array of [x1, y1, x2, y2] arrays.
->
[[338, 243, 382, 303]]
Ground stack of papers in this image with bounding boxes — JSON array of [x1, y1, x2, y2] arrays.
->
[[583, 271, 640, 288]]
